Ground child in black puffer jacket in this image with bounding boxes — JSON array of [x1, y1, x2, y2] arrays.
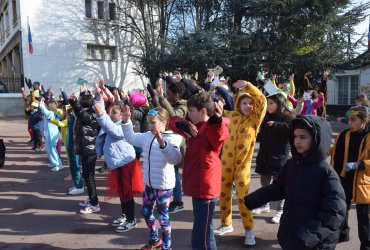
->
[[69, 89, 100, 214], [245, 115, 346, 250]]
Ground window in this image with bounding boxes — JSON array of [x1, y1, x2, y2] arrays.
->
[[97, 1, 104, 20], [338, 75, 359, 104], [109, 2, 116, 20], [85, 0, 92, 18], [87, 44, 117, 61]]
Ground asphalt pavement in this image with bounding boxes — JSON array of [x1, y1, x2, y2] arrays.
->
[[0, 116, 359, 250]]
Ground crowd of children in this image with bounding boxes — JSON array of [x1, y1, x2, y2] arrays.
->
[[20, 70, 370, 250]]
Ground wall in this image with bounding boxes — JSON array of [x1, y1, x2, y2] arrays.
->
[[327, 67, 370, 104], [0, 93, 23, 116], [19, 0, 146, 96]]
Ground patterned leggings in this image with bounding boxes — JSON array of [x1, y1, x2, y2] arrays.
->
[[141, 186, 172, 250]]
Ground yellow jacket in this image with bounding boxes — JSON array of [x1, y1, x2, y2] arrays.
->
[[331, 130, 370, 204], [221, 82, 267, 170], [50, 118, 68, 145]]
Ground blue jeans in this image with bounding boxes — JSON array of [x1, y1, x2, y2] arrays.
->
[[173, 166, 182, 202], [191, 197, 217, 250], [66, 140, 83, 189]]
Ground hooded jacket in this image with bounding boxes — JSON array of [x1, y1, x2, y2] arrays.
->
[[245, 116, 346, 250]]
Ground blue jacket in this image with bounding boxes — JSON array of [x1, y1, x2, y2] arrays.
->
[[96, 112, 135, 169]]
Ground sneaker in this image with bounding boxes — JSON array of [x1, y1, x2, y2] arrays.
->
[[169, 201, 184, 213], [115, 219, 137, 232], [252, 205, 270, 215], [244, 230, 256, 246], [214, 224, 234, 236], [51, 165, 64, 172], [47, 164, 55, 168], [141, 239, 162, 250], [69, 186, 76, 192], [80, 204, 100, 214], [79, 199, 91, 207], [271, 211, 282, 224], [111, 215, 126, 227], [68, 186, 84, 195], [36, 145, 45, 151]]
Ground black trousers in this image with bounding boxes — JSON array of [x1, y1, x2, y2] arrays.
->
[[81, 155, 98, 206], [357, 204, 370, 250], [33, 129, 43, 147], [340, 174, 370, 249]]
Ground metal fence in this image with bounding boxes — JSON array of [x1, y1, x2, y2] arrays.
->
[[1, 77, 22, 93]]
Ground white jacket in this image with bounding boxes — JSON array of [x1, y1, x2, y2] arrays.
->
[[121, 121, 182, 190]]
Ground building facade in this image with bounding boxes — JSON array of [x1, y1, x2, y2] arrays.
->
[[327, 52, 370, 105], [0, 0, 146, 97]]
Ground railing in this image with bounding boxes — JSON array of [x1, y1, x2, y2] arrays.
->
[[5, 26, 10, 37], [12, 16, 17, 27], [0, 77, 22, 93]]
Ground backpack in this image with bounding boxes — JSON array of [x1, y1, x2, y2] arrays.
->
[[0, 139, 6, 168]]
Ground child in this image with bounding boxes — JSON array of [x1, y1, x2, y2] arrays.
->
[[337, 94, 370, 124], [38, 100, 63, 171], [94, 100, 143, 233], [244, 115, 346, 250], [331, 106, 370, 248], [69, 88, 100, 214], [121, 107, 182, 250], [253, 93, 293, 224], [170, 92, 229, 250], [288, 90, 324, 116], [152, 83, 188, 213], [213, 80, 266, 246]]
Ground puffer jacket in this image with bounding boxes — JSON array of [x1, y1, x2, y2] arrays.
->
[[255, 113, 292, 176], [245, 116, 346, 250], [121, 120, 182, 189], [96, 111, 135, 169], [70, 99, 99, 156]]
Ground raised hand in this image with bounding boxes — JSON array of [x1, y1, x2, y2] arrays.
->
[[121, 104, 131, 123], [156, 84, 164, 97], [232, 80, 248, 89], [154, 129, 165, 148], [93, 102, 104, 117], [214, 100, 224, 118]]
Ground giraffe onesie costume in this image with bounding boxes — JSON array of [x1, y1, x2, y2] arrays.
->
[[220, 82, 267, 230]]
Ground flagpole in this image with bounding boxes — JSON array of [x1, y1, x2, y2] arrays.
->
[[27, 16, 31, 80]]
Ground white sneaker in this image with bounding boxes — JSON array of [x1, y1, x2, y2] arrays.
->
[[51, 165, 64, 172], [68, 186, 84, 195], [111, 215, 126, 227], [244, 230, 256, 246], [252, 205, 270, 215], [214, 224, 234, 235], [115, 219, 137, 232], [68, 186, 76, 192], [80, 204, 100, 214], [271, 211, 282, 224]]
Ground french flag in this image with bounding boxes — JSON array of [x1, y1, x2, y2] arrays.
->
[[368, 17, 370, 49], [27, 17, 33, 54]]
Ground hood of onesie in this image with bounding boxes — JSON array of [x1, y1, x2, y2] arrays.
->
[[290, 115, 332, 165], [234, 91, 253, 114]]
